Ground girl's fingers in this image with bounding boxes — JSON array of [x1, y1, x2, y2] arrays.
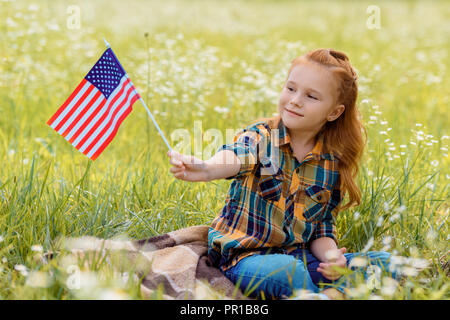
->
[[317, 267, 333, 279], [173, 171, 187, 180], [317, 267, 338, 280], [169, 157, 184, 167], [168, 151, 195, 167], [170, 166, 184, 174], [170, 150, 187, 163]]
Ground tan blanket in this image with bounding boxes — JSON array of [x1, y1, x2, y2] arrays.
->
[[62, 225, 247, 300]]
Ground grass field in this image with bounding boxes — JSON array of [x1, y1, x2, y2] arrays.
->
[[0, 0, 449, 299]]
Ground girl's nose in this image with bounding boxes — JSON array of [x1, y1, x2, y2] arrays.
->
[[290, 94, 304, 107], [290, 99, 303, 108]]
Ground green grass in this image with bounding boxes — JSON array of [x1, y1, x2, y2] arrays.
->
[[0, 0, 449, 299]]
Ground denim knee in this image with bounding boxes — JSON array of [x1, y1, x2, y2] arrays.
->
[[223, 254, 318, 299], [345, 250, 399, 280]]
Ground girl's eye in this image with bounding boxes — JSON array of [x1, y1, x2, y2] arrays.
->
[[308, 94, 318, 100], [287, 87, 294, 92]]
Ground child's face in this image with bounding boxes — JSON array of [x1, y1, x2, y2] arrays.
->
[[278, 61, 345, 135]]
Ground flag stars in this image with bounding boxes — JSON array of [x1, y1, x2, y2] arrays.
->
[[84, 49, 124, 99]]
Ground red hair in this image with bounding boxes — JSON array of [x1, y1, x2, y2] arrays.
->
[[255, 48, 366, 212]]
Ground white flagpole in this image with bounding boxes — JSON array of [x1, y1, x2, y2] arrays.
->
[[103, 39, 172, 152], [138, 97, 172, 152]]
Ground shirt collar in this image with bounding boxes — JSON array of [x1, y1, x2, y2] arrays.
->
[[273, 117, 335, 161]]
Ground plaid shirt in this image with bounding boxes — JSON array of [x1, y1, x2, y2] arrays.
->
[[208, 117, 342, 272]]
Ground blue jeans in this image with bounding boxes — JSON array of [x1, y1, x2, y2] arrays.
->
[[222, 249, 399, 299]]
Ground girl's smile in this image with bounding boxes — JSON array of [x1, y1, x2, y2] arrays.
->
[[284, 107, 304, 117]]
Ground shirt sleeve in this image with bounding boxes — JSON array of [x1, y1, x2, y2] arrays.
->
[[216, 123, 269, 180], [310, 179, 342, 244]]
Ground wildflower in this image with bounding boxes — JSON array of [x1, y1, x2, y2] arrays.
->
[[430, 160, 439, 167], [6, 17, 17, 28], [98, 289, 130, 300], [75, 271, 99, 290], [324, 249, 341, 262], [381, 277, 398, 297], [28, 4, 39, 11], [401, 266, 419, 277], [349, 256, 368, 268], [31, 244, 43, 252], [214, 106, 230, 114], [376, 216, 384, 227], [409, 258, 429, 270], [14, 264, 29, 276], [425, 230, 437, 242], [362, 237, 374, 253], [425, 74, 442, 85], [347, 283, 369, 298], [390, 255, 407, 268], [389, 213, 400, 222], [46, 22, 60, 31], [426, 183, 434, 190], [290, 289, 329, 300], [382, 236, 392, 246], [395, 205, 406, 213], [353, 211, 360, 220], [26, 271, 52, 288]]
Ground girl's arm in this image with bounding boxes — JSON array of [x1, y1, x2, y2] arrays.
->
[[309, 182, 348, 280], [168, 124, 267, 182], [167, 149, 241, 182], [309, 237, 339, 262], [312, 238, 347, 281], [204, 150, 241, 181]]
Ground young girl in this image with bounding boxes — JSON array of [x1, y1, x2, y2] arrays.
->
[[167, 48, 398, 299]]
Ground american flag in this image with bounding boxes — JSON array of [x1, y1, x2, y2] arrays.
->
[[47, 47, 140, 160]]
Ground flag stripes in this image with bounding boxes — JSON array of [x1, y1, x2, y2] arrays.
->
[[47, 74, 139, 160]]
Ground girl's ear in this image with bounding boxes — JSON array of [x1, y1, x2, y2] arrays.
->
[[327, 104, 345, 122]]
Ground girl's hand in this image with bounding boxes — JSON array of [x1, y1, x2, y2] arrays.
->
[[167, 150, 210, 182], [317, 247, 348, 281]]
